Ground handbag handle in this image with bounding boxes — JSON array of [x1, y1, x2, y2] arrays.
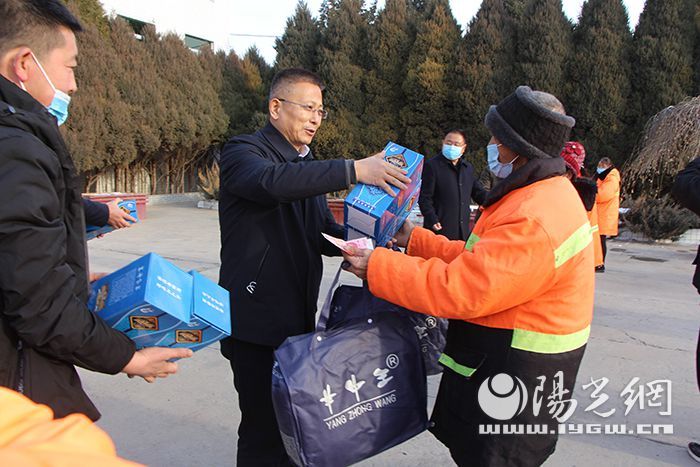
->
[[316, 265, 344, 332]]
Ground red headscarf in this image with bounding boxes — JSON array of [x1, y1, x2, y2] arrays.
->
[[560, 141, 586, 177]]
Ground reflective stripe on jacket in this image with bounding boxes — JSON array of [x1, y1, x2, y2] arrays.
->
[[368, 176, 594, 347]]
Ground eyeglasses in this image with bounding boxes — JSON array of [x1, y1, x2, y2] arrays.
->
[[277, 98, 328, 120]]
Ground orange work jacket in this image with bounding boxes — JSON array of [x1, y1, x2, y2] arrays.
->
[[596, 168, 621, 236], [0, 388, 140, 467], [368, 175, 594, 349]]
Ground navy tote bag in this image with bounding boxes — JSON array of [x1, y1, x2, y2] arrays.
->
[[272, 268, 428, 467], [322, 282, 448, 376]]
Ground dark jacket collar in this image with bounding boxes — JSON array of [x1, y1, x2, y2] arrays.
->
[[482, 157, 566, 207], [0, 74, 49, 116], [0, 74, 75, 178], [596, 166, 614, 181], [435, 154, 469, 169], [0, 74, 59, 145], [259, 122, 313, 162]]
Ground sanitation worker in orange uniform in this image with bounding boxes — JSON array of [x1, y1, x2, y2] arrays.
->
[[561, 142, 604, 269], [594, 157, 621, 272], [343, 86, 595, 467]]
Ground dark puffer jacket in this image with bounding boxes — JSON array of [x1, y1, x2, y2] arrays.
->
[[0, 75, 135, 420]]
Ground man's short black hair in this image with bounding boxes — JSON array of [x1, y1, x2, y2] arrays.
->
[[0, 0, 83, 59], [446, 129, 468, 144], [269, 68, 325, 100], [599, 157, 613, 166]]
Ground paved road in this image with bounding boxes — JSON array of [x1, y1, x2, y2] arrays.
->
[[82, 203, 699, 466]]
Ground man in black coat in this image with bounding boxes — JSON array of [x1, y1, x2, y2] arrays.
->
[[0, 0, 190, 421], [671, 157, 700, 462], [672, 156, 700, 294], [419, 129, 488, 241], [219, 68, 410, 465], [670, 156, 700, 462]]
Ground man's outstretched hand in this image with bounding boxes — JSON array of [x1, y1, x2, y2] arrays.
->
[[122, 347, 193, 383], [107, 198, 137, 229], [354, 151, 411, 196]]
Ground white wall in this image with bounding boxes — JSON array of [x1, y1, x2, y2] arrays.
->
[[99, 0, 237, 51]]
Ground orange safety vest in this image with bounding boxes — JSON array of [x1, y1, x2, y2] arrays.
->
[[596, 168, 621, 236], [0, 388, 140, 467], [588, 205, 604, 268], [368, 175, 594, 348]]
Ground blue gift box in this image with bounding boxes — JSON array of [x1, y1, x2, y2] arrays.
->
[[86, 200, 138, 241], [88, 254, 231, 350], [344, 142, 424, 246], [183, 270, 231, 352], [88, 253, 193, 349]]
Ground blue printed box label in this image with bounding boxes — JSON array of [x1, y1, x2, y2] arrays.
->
[[345, 142, 424, 244]]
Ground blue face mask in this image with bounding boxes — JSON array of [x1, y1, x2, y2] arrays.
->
[[596, 167, 606, 174], [22, 52, 71, 126], [442, 144, 463, 161], [487, 143, 519, 178]]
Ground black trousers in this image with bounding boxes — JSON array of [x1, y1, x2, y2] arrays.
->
[[228, 338, 293, 466], [600, 235, 608, 262]]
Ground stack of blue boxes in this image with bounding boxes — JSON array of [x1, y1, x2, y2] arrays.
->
[[88, 253, 231, 351], [86, 199, 139, 240], [344, 142, 424, 246]]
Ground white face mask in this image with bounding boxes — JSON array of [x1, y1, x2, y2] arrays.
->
[[487, 143, 519, 178], [19, 52, 71, 125]]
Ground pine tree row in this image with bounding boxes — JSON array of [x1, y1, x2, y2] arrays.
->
[[63, 0, 699, 192]]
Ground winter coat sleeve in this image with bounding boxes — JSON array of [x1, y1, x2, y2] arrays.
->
[[82, 198, 109, 227], [470, 178, 488, 205], [671, 157, 700, 217], [0, 137, 135, 374], [418, 161, 439, 228], [220, 140, 350, 207], [573, 178, 598, 212], [405, 227, 466, 263], [320, 198, 344, 257], [367, 217, 556, 319]]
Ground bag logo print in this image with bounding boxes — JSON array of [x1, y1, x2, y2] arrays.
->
[[246, 281, 257, 294]]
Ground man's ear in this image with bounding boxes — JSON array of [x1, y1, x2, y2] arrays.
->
[[269, 98, 280, 120], [10, 47, 33, 83]]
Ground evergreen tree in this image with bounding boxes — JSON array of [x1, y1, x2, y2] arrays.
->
[[363, 0, 418, 148], [630, 0, 696, 142], [109, 19, 164, 161], [400, 0, 462, 155], [221, 50, 270, 136], [63, 16, 136, 175], [315, 0, 373, 159], [515, 0, 572, 97], [245, 46, 274, 91], [567, 0, 632, 166], [275, 1, 322, 71], [66, 0, 109, 36], [141, 30, 226, 192], [455, 0, 516, 149]]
